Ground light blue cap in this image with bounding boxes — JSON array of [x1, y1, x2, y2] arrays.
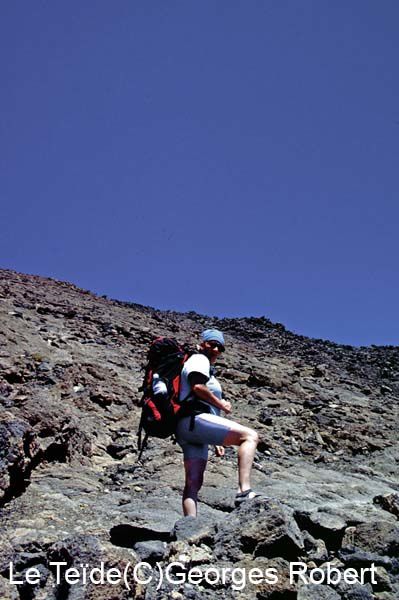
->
[[201, 329, 225, 348]]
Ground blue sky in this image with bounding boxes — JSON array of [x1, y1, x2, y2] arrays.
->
[[1, 2, 398, 346]]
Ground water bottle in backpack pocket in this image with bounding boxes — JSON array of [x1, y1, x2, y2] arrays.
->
[[137, 338, 190, 456]]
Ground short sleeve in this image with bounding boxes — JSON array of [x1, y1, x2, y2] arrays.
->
[[183, 353, 210, 380]]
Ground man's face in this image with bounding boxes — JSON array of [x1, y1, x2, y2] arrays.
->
[[202, 340, 225, 362]]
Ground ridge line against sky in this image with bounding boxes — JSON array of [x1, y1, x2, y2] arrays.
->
[[2, 266, 396, 350], [1, 2, 398, 347]]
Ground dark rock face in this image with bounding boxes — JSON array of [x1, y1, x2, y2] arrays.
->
[[373, 493, 399, 519], [214, 499, 304, 561], [0, 414, 38, 503], [0, 268, 398, 599]]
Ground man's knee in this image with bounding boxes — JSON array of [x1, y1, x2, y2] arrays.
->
[[223, 426, 259, 446], [245, 428, 259, 445]]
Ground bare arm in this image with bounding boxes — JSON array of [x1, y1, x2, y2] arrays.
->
[[188, 372, 232, 414]]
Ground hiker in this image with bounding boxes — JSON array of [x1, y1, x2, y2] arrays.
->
[[176, 329, 260, 517]]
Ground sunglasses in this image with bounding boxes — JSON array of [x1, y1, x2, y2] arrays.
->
[[207, 341, 225, 352]]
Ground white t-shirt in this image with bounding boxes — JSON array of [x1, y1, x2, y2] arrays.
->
[[179, 353, 222, 416]]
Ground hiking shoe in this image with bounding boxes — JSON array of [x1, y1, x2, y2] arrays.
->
[[234, 489, 265, 507]]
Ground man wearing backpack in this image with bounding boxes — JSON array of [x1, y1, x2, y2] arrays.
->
[[176, 329, 260, 517]]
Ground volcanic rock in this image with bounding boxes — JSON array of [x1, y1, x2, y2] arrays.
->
[[1, 269, 399, 599]]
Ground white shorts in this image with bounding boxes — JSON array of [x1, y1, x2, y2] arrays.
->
[[176, 413, 232, 460]]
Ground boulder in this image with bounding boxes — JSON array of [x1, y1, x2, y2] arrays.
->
[[341, 521, 399, 557], [214, 498, 303, 561], [171, 514, 219, 544], [373, 493, 399, 519]]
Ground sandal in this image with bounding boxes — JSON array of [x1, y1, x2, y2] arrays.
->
[[234, 488, 263, 507]]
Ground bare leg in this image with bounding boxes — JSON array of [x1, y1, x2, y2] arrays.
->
[[222, 424, 259, 493], [182, 458, 207, 517]]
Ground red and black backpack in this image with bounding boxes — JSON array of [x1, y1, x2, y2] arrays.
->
[[137, 337, 191, 459]]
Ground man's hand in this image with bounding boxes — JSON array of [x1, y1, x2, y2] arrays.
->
[[220, 399, 232, 414], [215, 445, 225, 457]]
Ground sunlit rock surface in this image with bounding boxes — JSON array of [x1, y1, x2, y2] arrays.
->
[[0, 269, 398, 599]]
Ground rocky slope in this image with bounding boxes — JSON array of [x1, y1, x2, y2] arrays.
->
[[0, 268, 398, 600]]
